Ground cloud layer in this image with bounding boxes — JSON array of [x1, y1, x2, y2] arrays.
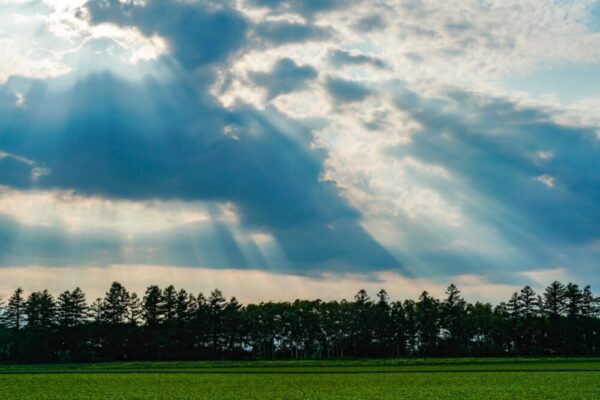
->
[[0, 0, 599, 294]]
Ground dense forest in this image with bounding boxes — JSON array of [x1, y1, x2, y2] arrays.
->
[[0, 281, 598, 362]]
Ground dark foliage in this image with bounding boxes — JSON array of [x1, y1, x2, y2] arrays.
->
[[0, 281, 598, 362]]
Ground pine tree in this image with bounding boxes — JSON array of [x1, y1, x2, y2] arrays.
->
[[208, 289, 227, 353], [581, 286, 597, 318], [223, 296, 243, 351], [441, 284, 467, 354], [127, 293, 142, 325], [143, 285, 163, 326], [25, 290, 56, 328], [4, 288, 26, 329], [175, 289, 195, 323], [101, 282, 130, 325], [415, 291, 440, 355], [373, 289, 393, 356], [543, 281, 567, 353], [543, 281, 567, 317], [518, 286, 539, 319], [390, 301, 406, 356], [565, 283, 583, 318], [162, 285, 177, 323], [507, 292, 520, 317], [90, 298, 103, 323], [71, 287, 89, 325], [0, 297, 4, 327]]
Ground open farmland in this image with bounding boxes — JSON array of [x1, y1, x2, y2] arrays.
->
[[0, 358, 598, 400]]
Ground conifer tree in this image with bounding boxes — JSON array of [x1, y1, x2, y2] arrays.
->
[[4, 288, 26, 329]]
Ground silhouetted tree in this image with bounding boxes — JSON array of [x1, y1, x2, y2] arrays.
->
[[127, 293, 142, 325], [373, 290, 393, 356], [543, 281, 566, 353], [101, 282, 130, 325], [25, 290, 56, 328], [390, 300, 406, 356], [57, 288, 89, 328], [4, 288, 26, 330], [162, 285, 177, 323], [142, 285, 163, 326], [415, 291, 439, 355], [564, 283, 584, 354], [440, 284, 467, 355]]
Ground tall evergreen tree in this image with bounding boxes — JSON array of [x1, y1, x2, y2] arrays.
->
[[127, 293, 143, 325], [390, 300, 406, 356], [25, 290, 56, 328], [441, 284, 467, 355], [90, 298, 103, 323], [101, 282, 130, 325], [0, 297, 4, 327], [517, 286, 540, 354], [59, 287, 89, 328], [208, 289, 227, 354], [162, 285, 178, 323], [403, 299, 418, 354], [175, 289, 195, 323], [223, 297, 243, 352], [351, 289, 373, 355], [373, 290, 393, 356], [4, 288, 26, 329], [543, 281, 567, 317], [565, 283, 583, 318], [415, 291, 439, 355], [142, 285, 163, 326], [543, 281, 566, 353]]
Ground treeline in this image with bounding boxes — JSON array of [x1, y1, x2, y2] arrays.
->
[[0, 281, 598, 362]]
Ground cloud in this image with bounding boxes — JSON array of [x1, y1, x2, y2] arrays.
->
[[0, 0, 403, 273], [325, 77, 372, 103], [250, 57, 318, 99], [246, 0, 345, 18], [0, 38, 71, 84], [254, 21, 331, 45], [2, 0, 600, 288], [327, 49, 386, 69], [352, 14, 386, 32], [86, 0, 249, 70], [0, 69, 400, 273], [391, 87, 600, 245]]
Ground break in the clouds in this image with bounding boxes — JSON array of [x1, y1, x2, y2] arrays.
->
[[0, 0, 599, 300]]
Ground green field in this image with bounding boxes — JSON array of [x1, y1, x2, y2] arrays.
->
[[0, 358, 598, 399]]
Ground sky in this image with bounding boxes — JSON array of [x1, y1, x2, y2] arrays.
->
[[0, 0, 599, 303]]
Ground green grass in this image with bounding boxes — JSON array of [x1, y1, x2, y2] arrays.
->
[[0, 358, 598, 399]]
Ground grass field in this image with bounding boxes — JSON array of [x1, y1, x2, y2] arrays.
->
[[0, 358, 598, 399]]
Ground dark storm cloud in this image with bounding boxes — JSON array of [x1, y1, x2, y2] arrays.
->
[[250, 58, 318, 99]]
